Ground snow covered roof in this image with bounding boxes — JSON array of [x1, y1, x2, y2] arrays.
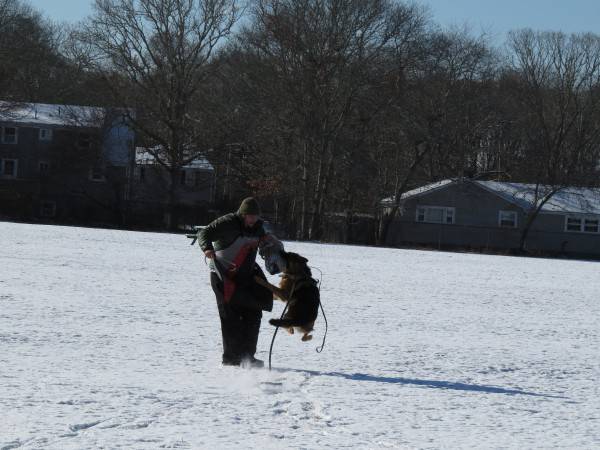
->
[[474, 181, 600, 215], [383, 178, 600, 215], [381, 179, 455, 205], [0, 101, 105, 128], [135, 147, 214, 171]]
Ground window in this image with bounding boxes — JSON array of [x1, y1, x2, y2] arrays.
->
[[40, 201, 56, 218], [181, 169, 194, 187], [195, 171, 204, 187], [2, 127, 17, 144], [1, 159, 18, 178], [133, 166, 145, 182], [39, 161, 50, 173], [565, 215, 600, 233], [499, 210, 517, 228], [416, 206, 455, 224], [566, 217, 582, 232], [89, 166, 106, 182], [584, 218, 599, 233], [78, 133, 91, 149], [39, 128, 53, 141]]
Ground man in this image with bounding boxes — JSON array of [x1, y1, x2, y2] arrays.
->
[[197, 197, 273, 367]]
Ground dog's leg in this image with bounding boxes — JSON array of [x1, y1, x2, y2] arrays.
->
[[301, 333, 313, 342], [254, 275, 289, 301], [287, 327, 294, 335]]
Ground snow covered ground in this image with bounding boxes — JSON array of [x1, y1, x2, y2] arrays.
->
[[1, 221, 599, 449]]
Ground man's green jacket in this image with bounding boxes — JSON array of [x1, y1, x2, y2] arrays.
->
[[197, 213, 266, 252]]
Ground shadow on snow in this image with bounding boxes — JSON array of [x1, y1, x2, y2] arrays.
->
[[275, 367, 566, 399]]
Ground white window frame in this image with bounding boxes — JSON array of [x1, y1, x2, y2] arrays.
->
[[498, 210, 518, 228], [583, 218, 599, 233], [39, 201, 56, 218], [1, 158, 18, 178], [416, 205, 455, 224], [566, 216, 582, 232], [2, 126, 18, 144], [564, 215, 600, 234], [39, 128, 53, 141]]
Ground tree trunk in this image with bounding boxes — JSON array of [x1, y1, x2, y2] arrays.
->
[[518, 188, 560, 252], [377, 143, 429, 246], [165, 168, 179, 230], [308, 155, 323, 240], [299, 142, 310, 240], [310, 152, 335, 241]]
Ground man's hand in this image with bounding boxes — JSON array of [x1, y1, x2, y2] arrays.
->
[[204, 249, 215, 259]]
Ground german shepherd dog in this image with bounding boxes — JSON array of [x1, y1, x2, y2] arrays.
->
[[254, 251, 320, 341]]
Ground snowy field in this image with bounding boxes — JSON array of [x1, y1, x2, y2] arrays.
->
[[1, 221, 599, 449]]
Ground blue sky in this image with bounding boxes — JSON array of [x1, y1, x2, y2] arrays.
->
[[423, 0, 600, 42], [29, 0, 600, 42], [29, 0, 93, 23]]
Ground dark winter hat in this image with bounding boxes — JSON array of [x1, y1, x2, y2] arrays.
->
[[238, 197, 261, 216]]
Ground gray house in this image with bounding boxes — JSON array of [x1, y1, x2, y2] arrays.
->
[[131, 147, 215, 228], [0, 101, 134, 224], [383, 179, 600, 257]]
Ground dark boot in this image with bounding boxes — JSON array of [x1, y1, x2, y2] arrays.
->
[[222, 357, 241, 366], [241, 356, 264, 368], [249, 357, 264, 368]]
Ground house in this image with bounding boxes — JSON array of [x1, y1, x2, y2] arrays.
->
[[131, 147, 215, 227], [382, 178, 600, 257], [0, 101, 134, 225]]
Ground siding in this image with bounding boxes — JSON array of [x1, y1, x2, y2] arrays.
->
[[385, 180, 600, 257]]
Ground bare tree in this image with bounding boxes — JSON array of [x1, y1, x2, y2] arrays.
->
[[507, 29, 600, 251], [75, 0, 240, 228], [376, 26, 499, 244], [238, 0, 426, 239], [0, 0, 64, 106]]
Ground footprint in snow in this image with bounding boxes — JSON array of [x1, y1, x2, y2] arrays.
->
[[272, 399, 291, 415], [68, 420, 103, 432], [260, 381, 284, 394], [2, 441, 24, 450]]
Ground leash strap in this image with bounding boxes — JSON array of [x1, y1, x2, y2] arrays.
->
[[315, 299, 327, 353], [268, 279, 297, 371]]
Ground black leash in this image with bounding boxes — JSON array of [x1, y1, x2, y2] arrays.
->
[[311, 266, 327, 353], [268, 279, 297, 371], [268, 267, 328, 370]]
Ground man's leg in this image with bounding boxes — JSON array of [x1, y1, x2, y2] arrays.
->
[[240, 308, 262, 360], [210, 273, 244, 365]]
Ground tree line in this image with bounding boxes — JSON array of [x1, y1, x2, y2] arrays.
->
[[2, 0, 600, 244]]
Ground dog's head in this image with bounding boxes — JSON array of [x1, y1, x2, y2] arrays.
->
[[281, 251, 309, 276]]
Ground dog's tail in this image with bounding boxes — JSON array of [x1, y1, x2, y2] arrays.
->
[[269, 318, 300, 328]]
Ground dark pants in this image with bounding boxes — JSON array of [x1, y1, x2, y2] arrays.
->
[[210, 272, 262, 364]]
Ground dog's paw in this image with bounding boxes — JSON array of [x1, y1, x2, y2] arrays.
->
[[301, 334, 313, 342], [287, 327, 294, 335]]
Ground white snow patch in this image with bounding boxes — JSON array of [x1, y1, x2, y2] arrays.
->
[[1, 222, 599, 448]]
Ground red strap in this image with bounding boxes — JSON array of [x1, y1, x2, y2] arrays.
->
[[222, 240, 259, 303], [224, 278, 235, 303]]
